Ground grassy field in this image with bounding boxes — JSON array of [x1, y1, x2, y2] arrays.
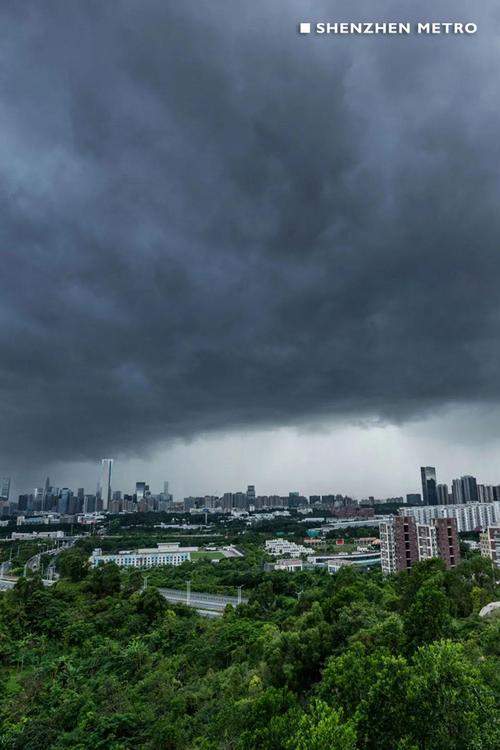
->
[[190, 550, 225, 560]]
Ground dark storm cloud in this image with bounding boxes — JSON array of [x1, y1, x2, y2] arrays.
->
[[1, 0, 500, 465]]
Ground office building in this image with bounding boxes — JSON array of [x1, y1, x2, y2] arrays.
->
[[83, 494, 96, 513], [32, 487, 44, 511], [0, 477, 10, 501], [18, 494, 29, 511], [135, 481, 147, 502], [57, 488, 73, 515], [420, 466, 438, 505], [40, 476, 51, 509], [101, 459, 113, 510]]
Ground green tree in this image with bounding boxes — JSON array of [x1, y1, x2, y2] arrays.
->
[[288, 700, 357, 750], [403, 580, 451, 649], [58, 548, 89, 582], [406, 640, 499, 750]]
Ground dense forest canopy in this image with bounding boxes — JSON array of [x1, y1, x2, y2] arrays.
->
[[0, 544, 499, 749]]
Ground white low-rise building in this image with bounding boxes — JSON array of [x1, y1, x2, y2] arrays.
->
[[89, 542, 196, 569], [274, 558, 303, 572], [327, 558, 356, 573], [265, 538, 309, 557], [11, 530, 65, 540]]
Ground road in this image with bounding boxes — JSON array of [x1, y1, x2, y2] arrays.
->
[[0, 577, 56, 590], [0, 540, 75, 590], [0, 560, 12, 578], [24, 540, 75, 578], [158, 587, 248, 612]]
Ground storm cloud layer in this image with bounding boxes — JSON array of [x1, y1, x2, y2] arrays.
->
[[1, 0, 500, 467]]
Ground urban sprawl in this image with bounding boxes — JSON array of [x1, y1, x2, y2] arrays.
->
[[1, 462, 500, 578]]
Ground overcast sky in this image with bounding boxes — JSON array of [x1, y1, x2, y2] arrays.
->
[[2, 1, 500, 499]]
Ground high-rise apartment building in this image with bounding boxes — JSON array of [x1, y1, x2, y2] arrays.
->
[[435, 517, 460, 567], [436, 483, 449, 505], [400, 500, 500, 532], [452, 475, 478, 504], [423, 517, 460, 568], [381, 515, 460, 574], [222, 493, 234, 512], [452, 478, 464, 504], [461, 475, 478, 503], [100, 459, 113, 510], [420, 467, 438, 505], [380, 516, 419, 574], [233, 492, 248, 510], [478, 485, 496, 503]]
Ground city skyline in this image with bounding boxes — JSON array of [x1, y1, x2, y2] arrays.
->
[[5, 449, 500, 504]]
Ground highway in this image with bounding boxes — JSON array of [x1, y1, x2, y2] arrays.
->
[[0, 540, 75, 590], [0, 580, 242, 610], [158, 587, 248, 612], [0, 577, 56, 590], [0, 560, 12, 578]]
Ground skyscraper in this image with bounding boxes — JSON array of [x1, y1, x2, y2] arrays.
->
[[452, 476, 478, 504], [436, 483, 449, 505], [101, 459, 113, 510], [135, 481, 146, 502], [420, 466, 438, 505], [0, 477, 10, 501], [452, 477, 464, 504], [461, 475, 478, 503], [42, 476, 51, 510]]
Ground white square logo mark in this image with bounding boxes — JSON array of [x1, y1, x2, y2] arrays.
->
[[299, 23, 311, 34]]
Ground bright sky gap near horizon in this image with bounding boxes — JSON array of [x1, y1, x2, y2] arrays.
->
[[2, 0, 500, 498]]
